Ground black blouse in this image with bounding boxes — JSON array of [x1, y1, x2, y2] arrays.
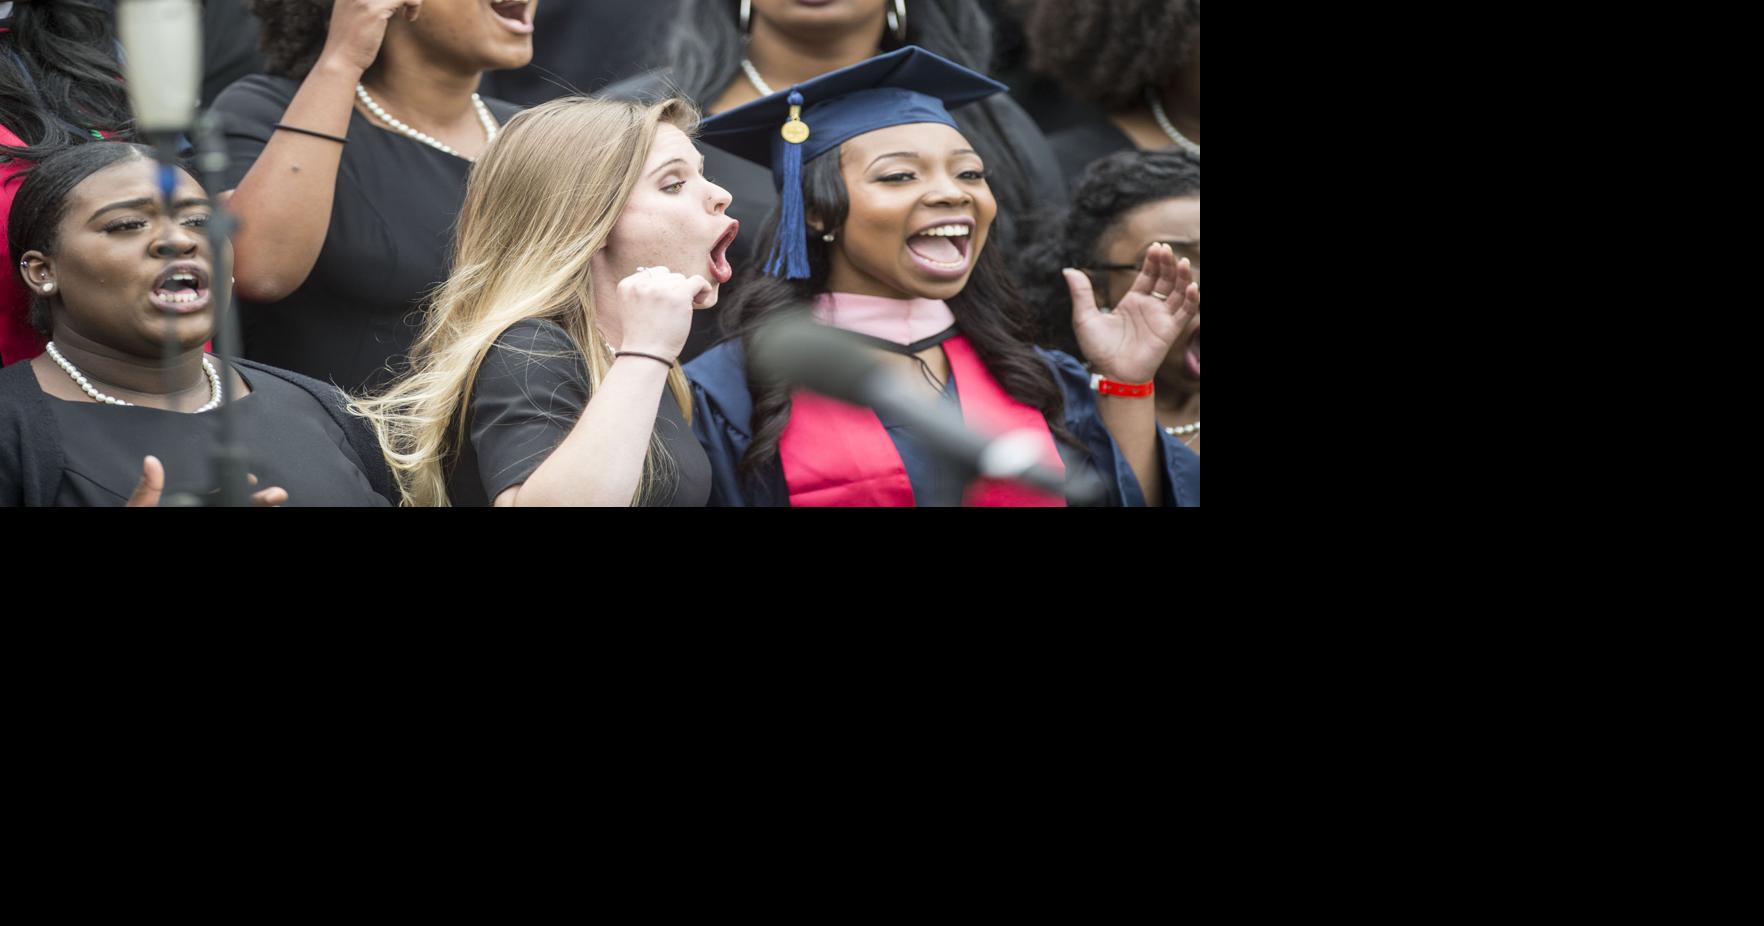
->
[[212, 75, 521, 394], [447, 319, 711, 507], [1046, 113, 1136, 191], [0, 360, 390, 507]]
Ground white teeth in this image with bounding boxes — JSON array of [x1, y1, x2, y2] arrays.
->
[[918, 225, 971, 237]]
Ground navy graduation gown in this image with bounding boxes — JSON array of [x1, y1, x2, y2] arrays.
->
[[684, 341, 1200, 507]]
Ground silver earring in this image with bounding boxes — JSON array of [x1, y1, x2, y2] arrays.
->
[[887, 0, 908, 43], [42, 282, 54, 294], [740, 0, 752, 34], [822, 231, 836, 242]]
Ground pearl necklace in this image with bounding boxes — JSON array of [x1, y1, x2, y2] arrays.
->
[[46, 341, 222, 413], [355, 83, 498, 160], [1163, 421, 1200, 451], [740, 57, 775, 97], [1145, 89, 1200, 159]]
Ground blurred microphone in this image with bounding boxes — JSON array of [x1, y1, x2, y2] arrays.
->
[[116, 0, 253, 508], [116, 0, 201, 200], [751, 315, 1103, 504]]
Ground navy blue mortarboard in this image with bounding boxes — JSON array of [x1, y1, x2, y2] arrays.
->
[[697, 46, 1007, 280]]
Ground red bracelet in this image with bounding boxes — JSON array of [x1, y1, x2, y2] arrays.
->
[[1090, 374, 1154, 397]]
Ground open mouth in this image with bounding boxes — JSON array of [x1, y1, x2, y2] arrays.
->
[[905, 220, 973, 276], [708, 219, 739, 284], [149, 262, 210, 313], [490, 0, 534, 34]]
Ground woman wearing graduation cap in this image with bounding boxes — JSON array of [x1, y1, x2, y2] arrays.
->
[[605, 0, 1064, 362], [686, 47, 1199, 507]]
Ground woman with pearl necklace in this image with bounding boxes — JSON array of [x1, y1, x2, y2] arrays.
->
[[210, 0, 537, 394], [0, 144, 395, 506]]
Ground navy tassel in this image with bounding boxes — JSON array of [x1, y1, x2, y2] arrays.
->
[[766, 91, 812, 280]]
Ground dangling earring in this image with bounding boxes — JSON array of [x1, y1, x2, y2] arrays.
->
[[740, 0, 752, 35], [886, 0, 908, 44]]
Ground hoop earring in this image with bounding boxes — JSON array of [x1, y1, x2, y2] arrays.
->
[[886, 0, 908, 43], [740, 0, 752, 34]]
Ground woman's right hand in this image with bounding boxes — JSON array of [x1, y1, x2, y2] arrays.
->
[[608, 266, 712, 360], [125, 456, 288, 508], [318, 0, 423, 76]]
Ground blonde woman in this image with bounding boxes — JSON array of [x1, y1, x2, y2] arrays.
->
[[351, 96, 739, 506]]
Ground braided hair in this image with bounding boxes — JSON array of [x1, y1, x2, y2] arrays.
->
[[0, 0, 134, 160]]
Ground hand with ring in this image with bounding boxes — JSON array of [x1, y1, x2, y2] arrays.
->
[[1064, 242, 1200, 384]]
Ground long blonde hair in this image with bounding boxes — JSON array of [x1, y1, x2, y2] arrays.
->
[[350, 96, 700, 506]]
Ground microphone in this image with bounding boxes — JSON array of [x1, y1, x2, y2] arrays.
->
[[115, 0, 201, 195], [751, 315, 1104, 504], [116, 1, 252, 508]]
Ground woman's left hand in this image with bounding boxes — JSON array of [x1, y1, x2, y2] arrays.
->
[[1064, 243, 1200, 384]]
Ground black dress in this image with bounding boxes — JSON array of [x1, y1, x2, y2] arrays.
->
[[447, 319, 711, 507], [200, 2, 264, 109], [211, 75, 522, 394], [478, 0, 676, 104], [1046, 113, 1136, 191], [0, 359, 393, 507]]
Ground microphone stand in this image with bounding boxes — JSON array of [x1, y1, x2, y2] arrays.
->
[[147, 121, 246, 508], [119, 0, 247, 507], [193, 110, 249, 508]]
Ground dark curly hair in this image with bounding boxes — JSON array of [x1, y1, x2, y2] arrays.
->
[[721, 146, 1077, 484], [0, 0, 135, 161], [1013, 0, 1200, 111], [247, 0, 336, 80], [1015, 148, 1199, 355]]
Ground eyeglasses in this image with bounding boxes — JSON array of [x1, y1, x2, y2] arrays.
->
[[1083, 240, 1200, 303], [1084, 240, 1201, 275]]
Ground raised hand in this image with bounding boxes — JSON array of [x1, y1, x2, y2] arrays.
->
[[1064, 243, 1200, 384], [320, 0, 424, 76], [607, 265, 712, 360]]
